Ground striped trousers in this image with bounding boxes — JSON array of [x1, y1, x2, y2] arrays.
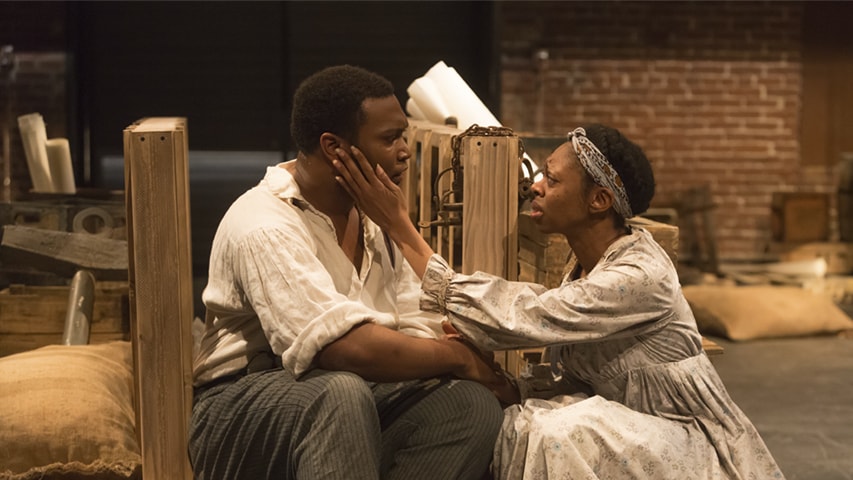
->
[[189, 368, 503, 479]]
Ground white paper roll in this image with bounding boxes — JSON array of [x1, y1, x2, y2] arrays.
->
[[406, 98, 427, 120], [46, 138, 76, 194], [406, 77, 454, 125], [423, 61, 501, 129], [17, 112, 53, 192]]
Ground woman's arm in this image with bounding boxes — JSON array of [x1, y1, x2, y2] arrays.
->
[[332, 146, 435, 279]]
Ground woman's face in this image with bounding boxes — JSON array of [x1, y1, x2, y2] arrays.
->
[[529, 142, 591, 235]]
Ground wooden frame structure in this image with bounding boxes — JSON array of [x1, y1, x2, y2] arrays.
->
[[404, 119, 520, 279], [403, 119, 463, 264], [405, 120, 524, 370], [123, 117, 194, 480]]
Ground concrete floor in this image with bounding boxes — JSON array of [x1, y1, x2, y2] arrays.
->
[[710, 334, 853, 480]]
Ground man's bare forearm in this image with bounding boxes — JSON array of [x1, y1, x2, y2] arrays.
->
[[316, 322, 480, 382]]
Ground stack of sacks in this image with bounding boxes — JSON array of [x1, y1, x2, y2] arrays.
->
[[17, 112, 76, 194]]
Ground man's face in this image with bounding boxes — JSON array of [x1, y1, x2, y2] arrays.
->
[[350, 96, 411, 185]]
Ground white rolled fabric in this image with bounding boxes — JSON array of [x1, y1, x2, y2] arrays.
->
[[46, 138, 76, 194], [406, 97, 427, 120], [406, 76, 454, 125], [423, 61, 501, 130], [17, 113, 53, 192]]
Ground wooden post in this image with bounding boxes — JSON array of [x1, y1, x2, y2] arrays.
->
[[460, 135, 519, 279], [123, 117, 194, 480]]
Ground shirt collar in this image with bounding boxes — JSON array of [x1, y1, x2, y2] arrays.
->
[[263, 161, 303, 202], [262, 160, 384, 245]]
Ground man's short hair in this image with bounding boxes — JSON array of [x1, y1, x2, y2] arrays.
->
[[290, 65, 395, 154]]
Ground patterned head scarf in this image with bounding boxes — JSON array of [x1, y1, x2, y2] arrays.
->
[[567, 127, 633, 219]]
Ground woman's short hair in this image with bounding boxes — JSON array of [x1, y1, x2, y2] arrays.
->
[[583, 124, 656, 217], [290, 65, 395, 154]]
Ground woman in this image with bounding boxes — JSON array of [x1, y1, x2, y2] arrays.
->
[[333, 124, 784, 479]]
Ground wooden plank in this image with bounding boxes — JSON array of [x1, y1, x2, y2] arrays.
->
[[456, 133, 522, 372], [415, 126, 436, 248], [801, 2, 853, 166], [439, 133, 456, 268], [401, 121, 425, 226], [432, 128, 457, 264], [461, 135, 519, 279], [702, 337, 724, 356], [124, 117, 194, 480], [0, 283, 128, 334], [0, 225, 128, 280], [408, 120, 462, 262]]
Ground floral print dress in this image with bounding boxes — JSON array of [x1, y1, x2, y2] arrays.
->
[[420, 228, 784, 479]]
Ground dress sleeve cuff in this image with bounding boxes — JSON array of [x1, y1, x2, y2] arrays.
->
[[419, 254, 455, 314]]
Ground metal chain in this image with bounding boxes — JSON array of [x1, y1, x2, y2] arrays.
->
[[424, 124, 532, 228], [450, 124, 527, 193], [450, 124, 524, 173], [449, 124, 532, 202]]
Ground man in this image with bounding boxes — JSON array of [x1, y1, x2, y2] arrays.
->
[[189, 65, 513, 480]]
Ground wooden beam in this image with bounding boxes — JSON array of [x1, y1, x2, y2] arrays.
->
[[123, 117, 194, 480], [461, 135, 519, 279], [0, 225, 128, 280]]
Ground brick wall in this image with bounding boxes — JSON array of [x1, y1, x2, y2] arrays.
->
[[499, 1, 837, 262]]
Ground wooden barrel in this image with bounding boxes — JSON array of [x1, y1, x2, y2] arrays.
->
[[840, 154, 853, 242]]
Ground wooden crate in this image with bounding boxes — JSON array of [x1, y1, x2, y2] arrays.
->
[[0, 282, 129, 357], [771, 192, 830, 243], [518, 212, 679, 288], [406, 119, 464, 265], [517, 227, 571, 289], [406, 119, 520, 276]]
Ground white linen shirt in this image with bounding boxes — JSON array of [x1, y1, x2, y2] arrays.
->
[[193, 161, 443, 385]]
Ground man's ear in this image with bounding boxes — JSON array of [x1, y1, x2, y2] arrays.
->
[[588, 186, 615, 215], [319, 132, 341, 161]]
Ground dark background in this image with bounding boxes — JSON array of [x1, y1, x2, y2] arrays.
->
[[72, 1, 498, 176], [2, 1, 499, 279]]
